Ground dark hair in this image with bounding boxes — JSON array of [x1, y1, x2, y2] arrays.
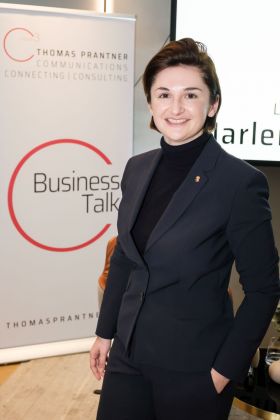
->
[[142, 38, 221, 132]]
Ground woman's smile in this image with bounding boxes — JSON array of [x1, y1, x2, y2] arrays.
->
[[166, 118, 189, 124]]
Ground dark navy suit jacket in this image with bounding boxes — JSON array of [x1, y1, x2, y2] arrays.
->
[[96, 135, 280, 382]]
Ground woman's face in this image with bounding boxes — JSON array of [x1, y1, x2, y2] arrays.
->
[[149, 65, 219, 146]]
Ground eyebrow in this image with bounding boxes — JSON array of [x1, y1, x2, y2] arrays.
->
[[155, 87, 203, 91]]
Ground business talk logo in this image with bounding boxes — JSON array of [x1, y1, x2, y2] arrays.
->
[[8, 140, 121, 252], [3, 27, 38, 62]]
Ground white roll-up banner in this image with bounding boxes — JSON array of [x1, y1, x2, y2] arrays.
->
[[0, 3, 135, 363]]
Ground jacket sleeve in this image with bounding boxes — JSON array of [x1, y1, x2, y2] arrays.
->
[[95, 238, 134, 339], [95, 159, 134, 339], [213, 170, 280, 382]]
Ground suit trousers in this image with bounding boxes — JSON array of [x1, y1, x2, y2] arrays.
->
[[96, 338, 235, 420]]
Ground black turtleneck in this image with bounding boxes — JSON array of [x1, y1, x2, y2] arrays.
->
[[131, 132, 210, 255]]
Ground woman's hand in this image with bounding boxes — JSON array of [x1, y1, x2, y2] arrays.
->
[[90, 336, 111, 380], [210, 368, 230, 394]]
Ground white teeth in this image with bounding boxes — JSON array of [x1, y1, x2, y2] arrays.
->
[[167, 119, 187, 124]]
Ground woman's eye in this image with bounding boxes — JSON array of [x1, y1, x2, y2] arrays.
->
[[159, 93, 169, 98], [186, 93, 197, 99]]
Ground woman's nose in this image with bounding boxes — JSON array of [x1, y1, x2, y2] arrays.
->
[[170, 97, 184, 114]]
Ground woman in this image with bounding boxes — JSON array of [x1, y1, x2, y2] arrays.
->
[[90, 38, 280, 420]]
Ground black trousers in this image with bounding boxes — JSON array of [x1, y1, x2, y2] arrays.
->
[[96, 338, 235, 420]]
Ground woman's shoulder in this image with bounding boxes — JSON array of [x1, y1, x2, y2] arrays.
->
[[218, 142, 266, 182], [130, 147, 161, 161], [126, 147, 161, 168]]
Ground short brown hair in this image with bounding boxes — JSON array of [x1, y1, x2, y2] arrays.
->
[[142, 38, 221, 132]]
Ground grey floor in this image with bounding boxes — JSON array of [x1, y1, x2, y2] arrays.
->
[[0, 353, 273, 419]]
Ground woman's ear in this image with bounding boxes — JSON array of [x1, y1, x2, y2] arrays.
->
[[208, 95, 219, 117]]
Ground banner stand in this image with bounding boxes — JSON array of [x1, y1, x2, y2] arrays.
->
[[0, 4, 135, 363], [0, 338, 95, 364]]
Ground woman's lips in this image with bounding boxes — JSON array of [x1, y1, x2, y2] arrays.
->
[[166, 118, 188, 125]]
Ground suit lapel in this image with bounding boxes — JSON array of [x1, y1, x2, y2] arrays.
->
[[144, 136, 222, 253], [126, 149, 162, 233], [120, 149, 162, 264]]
